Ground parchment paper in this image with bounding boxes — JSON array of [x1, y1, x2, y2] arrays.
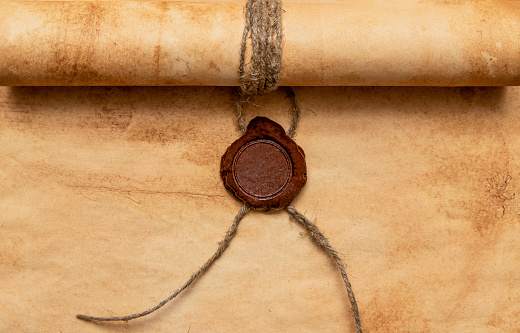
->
[[1, 85, 520, 332], [1, 0, 520, 86], [2, 0, 520, 331]]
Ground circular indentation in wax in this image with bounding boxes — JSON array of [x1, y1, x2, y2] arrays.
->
[[232, 139, 292, 199]]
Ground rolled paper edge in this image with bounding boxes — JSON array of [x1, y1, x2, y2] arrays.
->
[[0, 1, 519, 86]]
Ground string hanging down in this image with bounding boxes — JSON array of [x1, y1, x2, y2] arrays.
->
[[285, 205, 362, 333], [76, 205, 250, 323]]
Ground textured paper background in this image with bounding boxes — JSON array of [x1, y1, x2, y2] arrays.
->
[[1, 86, 520, 332], [2, 0, 520, 332]]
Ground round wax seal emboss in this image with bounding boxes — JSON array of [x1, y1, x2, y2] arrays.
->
[[221, 117, 307, 210], [233, 139, 292, 198]]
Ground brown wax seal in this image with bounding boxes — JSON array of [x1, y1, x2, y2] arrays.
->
[[221, 117, 307, 211]]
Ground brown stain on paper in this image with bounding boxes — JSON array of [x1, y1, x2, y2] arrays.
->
[[0, 237, 25, 272], [473, 172, 516, 236], [363, 283, 432, 333], [49, 2, 107, 84]]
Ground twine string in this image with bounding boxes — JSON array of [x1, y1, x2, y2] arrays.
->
[[239, 0, 283, 95], [285, 87, 300, 139], [286, 205, 363, 333], [236, 89, 247, 134], [76, 204, 250, 323]]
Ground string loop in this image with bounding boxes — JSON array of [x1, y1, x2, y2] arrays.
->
[[236, 86, 300, 138]]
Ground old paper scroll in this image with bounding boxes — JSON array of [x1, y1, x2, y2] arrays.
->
[[1, 0, 520, 86], [1, 0, 520, 332], [1, 86, 520, 332]]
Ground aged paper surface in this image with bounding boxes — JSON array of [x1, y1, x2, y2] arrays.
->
[[1, 86, 519, 332], [1, 0, 520, 331]]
